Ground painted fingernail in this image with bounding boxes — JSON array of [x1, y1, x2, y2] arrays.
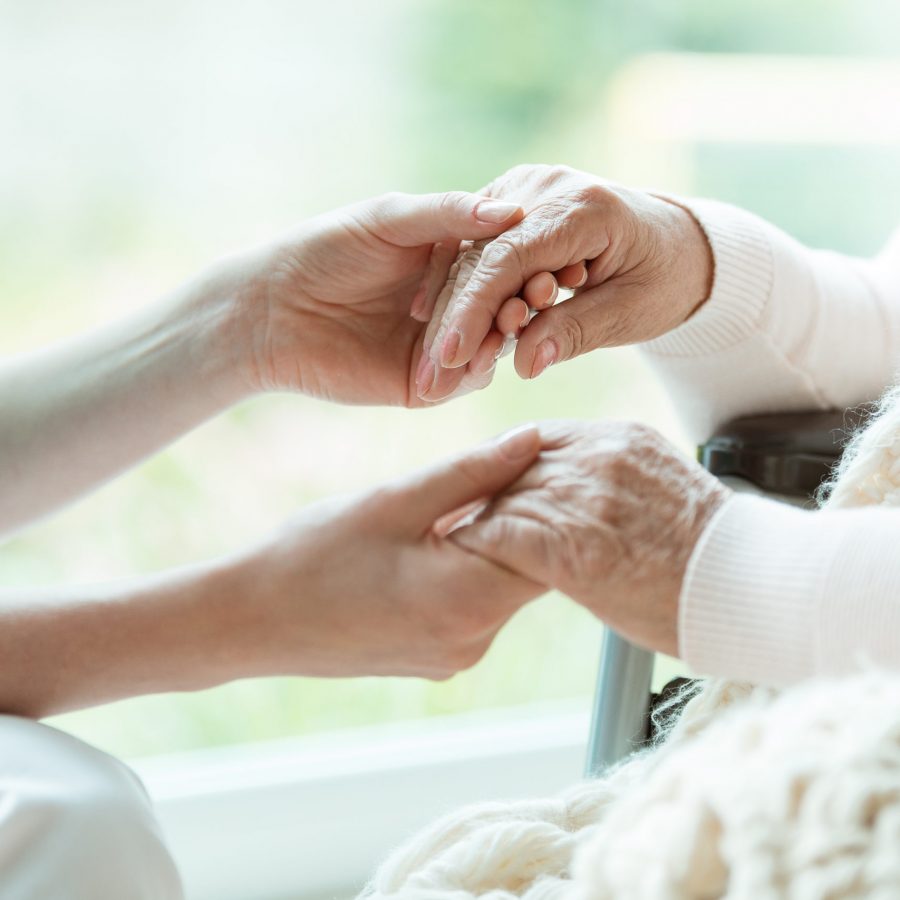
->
[[496, 425, 539, 461], [530, 339, 558, 379], [475, 199, 521, 224], [441, 327, 462, 366]]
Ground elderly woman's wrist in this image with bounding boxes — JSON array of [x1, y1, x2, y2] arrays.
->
[[660, 197, 715, 322]]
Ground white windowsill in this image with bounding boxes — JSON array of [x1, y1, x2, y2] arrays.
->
[[134, 701, 592, 900]]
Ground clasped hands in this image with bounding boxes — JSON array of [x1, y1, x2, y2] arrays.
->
[[217, 165, 727, 681]]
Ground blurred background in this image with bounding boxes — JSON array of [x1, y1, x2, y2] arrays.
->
[[1, 0, 899, 762]]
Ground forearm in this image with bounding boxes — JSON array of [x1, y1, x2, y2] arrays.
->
[[680, 495, 900, 686], [0, 557, 261, 717], [642, 201, 900, 442], [0, 257, 257, 537]]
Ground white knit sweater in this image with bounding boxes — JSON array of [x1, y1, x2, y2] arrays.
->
[[641, 200, 900, 687]]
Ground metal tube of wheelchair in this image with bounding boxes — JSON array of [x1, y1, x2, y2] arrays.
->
[[584, 629, 655, 776]]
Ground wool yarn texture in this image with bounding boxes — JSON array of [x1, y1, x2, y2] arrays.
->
[[361, 392, 900, 900]]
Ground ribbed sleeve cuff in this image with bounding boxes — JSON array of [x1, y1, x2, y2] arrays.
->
[[679, 494, 844, 686], [643, 198, 775, 358]]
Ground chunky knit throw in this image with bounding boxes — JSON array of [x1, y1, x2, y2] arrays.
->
[[362, 395, 900, 899]]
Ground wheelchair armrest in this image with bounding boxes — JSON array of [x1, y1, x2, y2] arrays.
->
[[697, 409, 867, 499]]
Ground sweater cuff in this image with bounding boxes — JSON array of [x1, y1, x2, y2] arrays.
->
[[679, 494, 843, 686], [643, 198, 775, 358]]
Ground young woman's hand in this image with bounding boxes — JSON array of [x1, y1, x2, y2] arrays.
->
[[227, 426, 545, 679], [226, 191, 523, 406]]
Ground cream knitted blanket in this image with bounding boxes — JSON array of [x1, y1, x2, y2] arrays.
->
[[362, 394, 900, 900]]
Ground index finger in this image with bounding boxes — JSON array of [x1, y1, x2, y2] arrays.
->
[[435, 213, 583, 370], [430, 232, 531, 370]]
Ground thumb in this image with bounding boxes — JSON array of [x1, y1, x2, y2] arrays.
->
[[513, 283, 639, 379], [388, 425, 540, 533], [368, 191, 524, 247]]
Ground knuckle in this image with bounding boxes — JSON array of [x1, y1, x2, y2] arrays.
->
[[438, 190, 471, 217], [555, 312, 586, 359], [571, 181, 612, 208], [601, 422, 662, 481], [377, 190, 406, 212], [481, 236, 524, 274], [623, 420, 661, 448], [548, 163, 574, 182]]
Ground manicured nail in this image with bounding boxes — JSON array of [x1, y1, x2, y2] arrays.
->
[[441, 327, 462, 367], [530, 339, 558, 379], [533, 278, 558, 310], [417, 358, 435, 398], [496, 425, 539, 461], [475, 199, 521, 224]]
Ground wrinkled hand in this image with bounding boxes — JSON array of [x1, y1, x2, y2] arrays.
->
[[450, 421, 730, 655], [233, 426, 545, 679], [229, 191, 523, 405], [417, 165, 713, 402]]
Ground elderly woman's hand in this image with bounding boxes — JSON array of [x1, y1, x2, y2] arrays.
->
[[417, 165, 713, 401], [449, 421, 730, 655]]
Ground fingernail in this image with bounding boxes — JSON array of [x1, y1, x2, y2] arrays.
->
[[475, 199, 521, 224], [496, 425, 539, 461], [530, 339, 558, 379], [417, 358, 435, 397], [574, 267, 588, 288], [441, 327, 462, 366], [493, 343, 504, 362]]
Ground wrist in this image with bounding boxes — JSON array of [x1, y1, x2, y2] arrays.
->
[[187, 244, 292, 399], [210, 525, 323, 679], [661, 197, 715, 322]]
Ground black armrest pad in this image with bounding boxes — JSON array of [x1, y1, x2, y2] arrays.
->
[[697, 409, 868, 497]]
